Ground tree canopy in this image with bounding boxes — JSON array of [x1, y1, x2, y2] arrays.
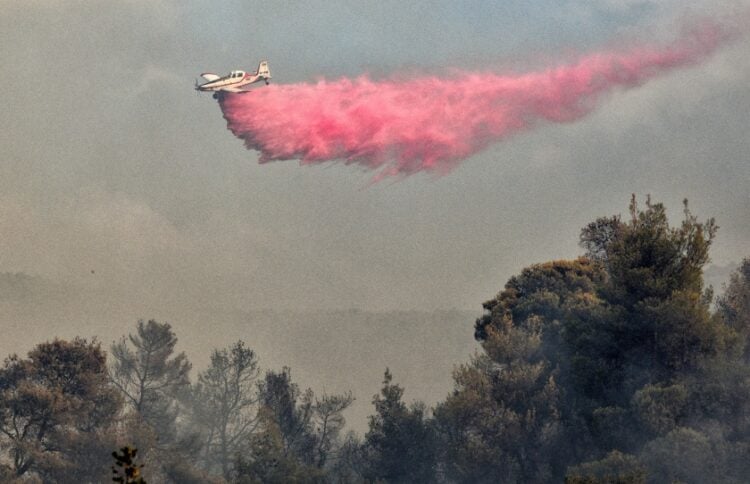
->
[[2, 196, 750, 483]]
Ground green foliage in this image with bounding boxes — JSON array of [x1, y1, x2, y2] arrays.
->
[[439, 259, 601, 482], [571, 197, 725, 404], [363, 369, 437, 483], [590, 406, 636, 452], [110, 319, 192, 443], [437, 325, 566, 481], [112, 446, 146, 483], [632, 383, 687, 436], [235, 367, 353, 483], [438, 196, 749, 482], [0, 338, 122, 482], [3, 195, 750, 483], [639, 428, 717, 484], [192, 340, 260, 479], [565, 450, 646, 484], [257, 367, 318, 465], [312, 391, 355, 469], [474, 257, 605, 344], [236, 406, 325, 484], [717, 258, 750, 360], [109, 319, 204, 481], [581, 195, 717, 304]]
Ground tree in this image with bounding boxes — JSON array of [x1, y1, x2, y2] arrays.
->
[[437, 317, 566, 482], [565, 450, 646, 484], [0, 338, 122, 482], [631, 383, 688, 436], [235, 406, 325, 484], [108, 320, 204, 482], [311, 391, 354, 469], [572, 196, 727, 404], [638, 427, 718, 484], [256, 367, 317, 465], [326, 431, 365, 483], [192, 340, 260, 479], [580, 196, 717, 303], [112, 446, 146, 483], [436, 196, 746, 481], [362, 369, 437, 483], [109, 319, 191, 444], [717, 258, 750, 360], [235, 368, 353, 483], [437, 259, 600, 482]]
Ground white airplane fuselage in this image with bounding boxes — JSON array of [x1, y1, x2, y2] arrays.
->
[[196, 61, 271, 95]]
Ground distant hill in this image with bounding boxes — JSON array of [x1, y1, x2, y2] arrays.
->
[[0, 272, 66, 302], [225, 308, 481, 433]]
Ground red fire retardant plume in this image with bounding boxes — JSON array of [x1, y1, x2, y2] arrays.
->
[[220, 22, 730, 179]]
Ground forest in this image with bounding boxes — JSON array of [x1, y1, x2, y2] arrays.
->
[[2, 195, 750, 483]]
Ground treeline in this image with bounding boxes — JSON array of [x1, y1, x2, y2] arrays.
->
[[1, 196, 750, 483]]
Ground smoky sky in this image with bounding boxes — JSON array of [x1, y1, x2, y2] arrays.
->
[[1, 0, 749, 430]]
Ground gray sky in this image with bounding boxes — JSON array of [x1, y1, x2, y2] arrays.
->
[[1, 0, 749, 429]]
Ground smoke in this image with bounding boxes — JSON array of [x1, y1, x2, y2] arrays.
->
[[220, 21, 734, 179]]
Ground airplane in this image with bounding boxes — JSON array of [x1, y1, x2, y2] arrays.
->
[[195, 60, 271, 98]]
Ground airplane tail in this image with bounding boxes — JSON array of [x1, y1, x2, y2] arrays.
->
[[258, 60, 271, 81]]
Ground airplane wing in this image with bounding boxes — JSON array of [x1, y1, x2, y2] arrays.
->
[[200, 73, 220, 81]]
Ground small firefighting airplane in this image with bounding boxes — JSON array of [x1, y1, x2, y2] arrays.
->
[[195, 60, 271, 97]]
